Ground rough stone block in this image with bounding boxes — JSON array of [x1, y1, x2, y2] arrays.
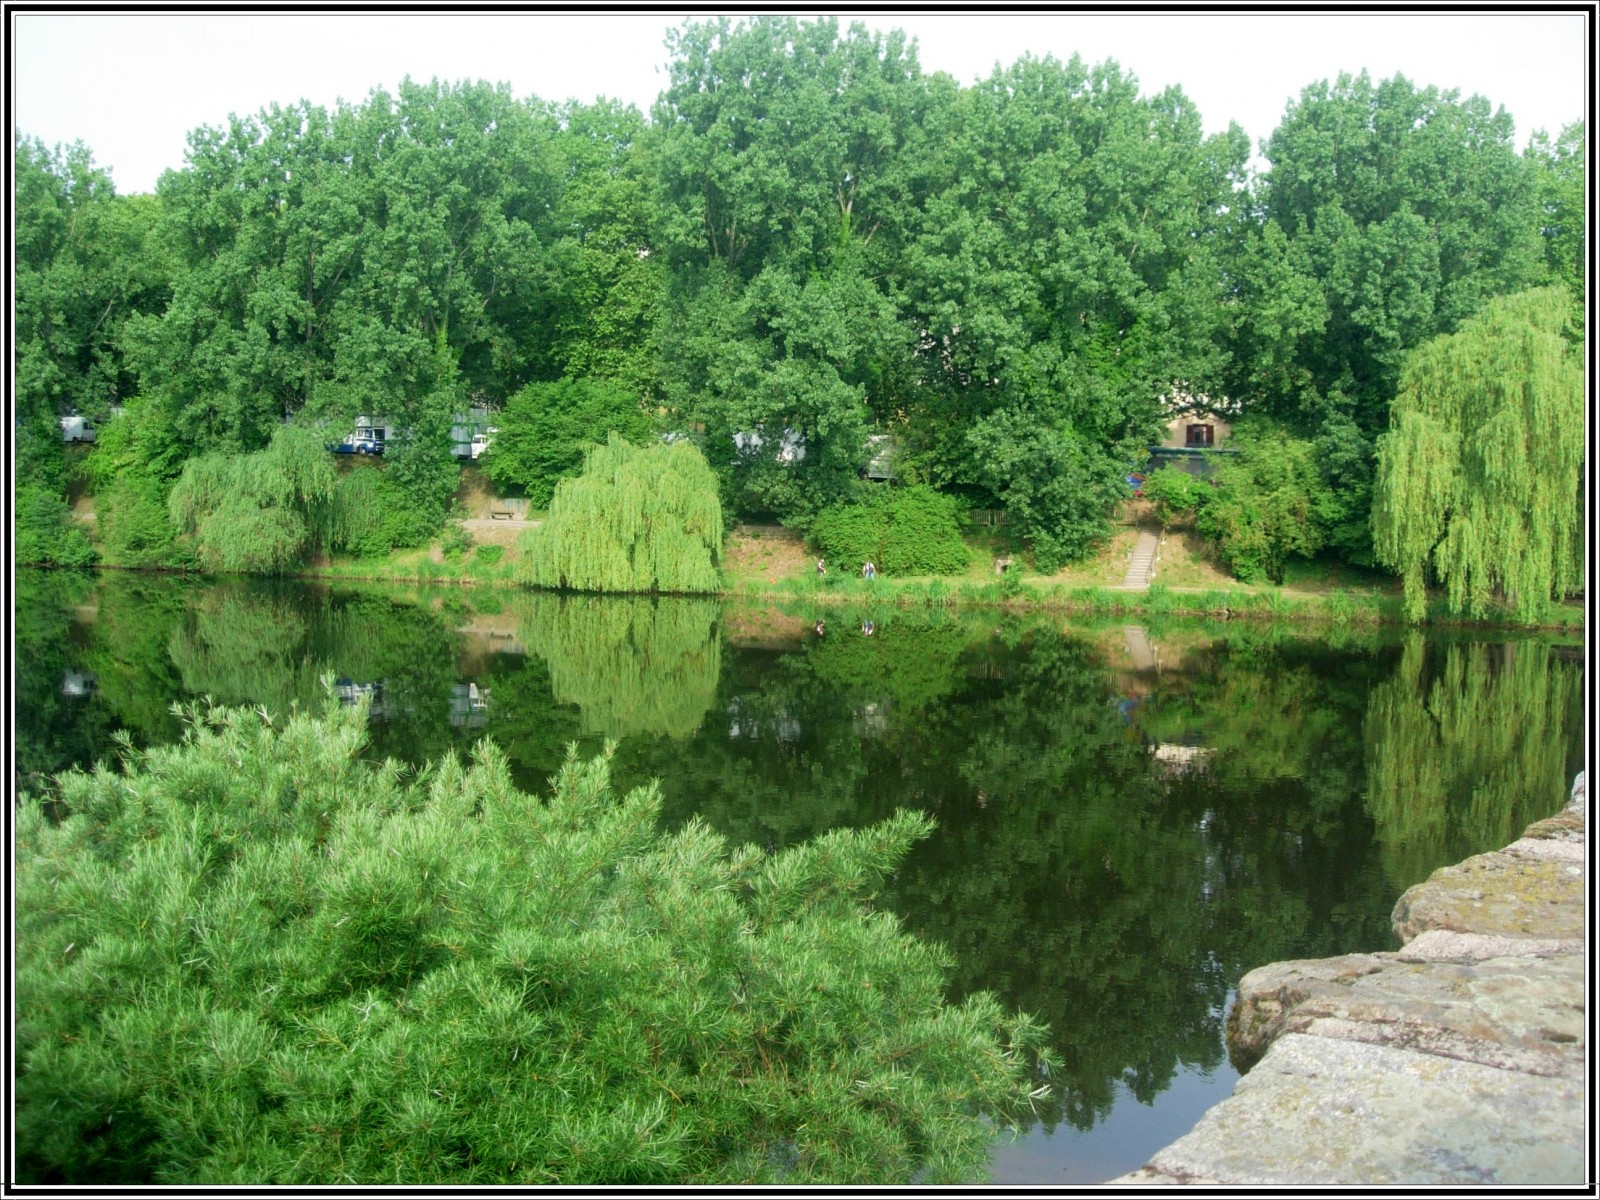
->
[[1228, 951, 1585, 1076], [1392, 847, 1586, 944], [1134, 1034, 1587, 1186]]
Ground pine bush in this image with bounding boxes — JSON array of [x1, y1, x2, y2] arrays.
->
[[16, 695, 1053, 1184]]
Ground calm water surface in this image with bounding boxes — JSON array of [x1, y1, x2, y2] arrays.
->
[[14, 570, 1585, 1184]]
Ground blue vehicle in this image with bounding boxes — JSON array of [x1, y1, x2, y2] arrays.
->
[[327, 419, 390, 455]]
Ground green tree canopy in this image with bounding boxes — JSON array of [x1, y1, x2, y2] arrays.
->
[[1372, 286, 1583, 621], [1525, 120, 1585, 299], [484, 377, 654, 507], [521, 435, 724, 594], [1226, 72, 1548, 564], [14, 136, 170, 492]]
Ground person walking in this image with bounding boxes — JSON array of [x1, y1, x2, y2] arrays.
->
[[862, 561, 876, 581], [816, 558, 826, 577]]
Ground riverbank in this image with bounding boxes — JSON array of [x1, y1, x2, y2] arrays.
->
[[58, 501, 1584, 632], [1112, 772, 1588, 1187]]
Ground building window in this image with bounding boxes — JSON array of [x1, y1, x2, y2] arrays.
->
[[1186, 423, 1214, 447]]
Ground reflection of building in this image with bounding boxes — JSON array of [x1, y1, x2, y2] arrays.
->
[[333, 677, 390, 719], [62, 670, 98, 697], [1150, 741, 1213, 776], [726, 696, 801, 742], [448, 682, 490, 728], [852, 700, 889, 738]]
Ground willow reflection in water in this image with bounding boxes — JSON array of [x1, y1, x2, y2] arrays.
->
[[512, 592, 722, 740], [12, 574, 1585, 1183]]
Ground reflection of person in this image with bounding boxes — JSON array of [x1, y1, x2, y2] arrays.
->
[[862, 561, 876, 580], [814, 620, 826, 637], [862, 620, 875, 636]]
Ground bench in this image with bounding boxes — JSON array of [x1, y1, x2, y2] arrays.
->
[[490, 504, 515, 521]]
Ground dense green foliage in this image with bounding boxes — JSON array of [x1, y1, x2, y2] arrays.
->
[[523, 436, 723, 593], [1372, 287, 1584, 621], [14, 484, 96, 566], [485, 377, 655, 507], [1194, 425, 1335, 584], [168, 425, 338, 573], [809, 485, 970, 576], [1140, 466, 1206, 526], [17, 696, 1053, 1184], [1221, 72, 1553, 564], [10, 20, 1585, 608], [95, 472, 192, 569]]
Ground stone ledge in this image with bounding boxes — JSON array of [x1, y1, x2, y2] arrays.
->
[[1226, 950, 1585, 1077], [1127, 1033, 1587, 1186], [1110, 772, 1586, 1186]]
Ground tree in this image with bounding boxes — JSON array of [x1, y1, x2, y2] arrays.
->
[[966, 411, 1128, 572], [521, 435, 724, 593], [894, 54, 1245, 553], [14, 485, 96, 567], [1192, 421, 1336, 584], [1229, 72, 1547, 564], [14, 137, 170, 492], [1525, 120, 1585, 299], [16, 697, 1054, 1184], [167, 424, 337, 573], [484, 377, 655, 507], [654, 18, 931, 523], [1372, 286, 1583, 622], [129, 82, 568, 463]]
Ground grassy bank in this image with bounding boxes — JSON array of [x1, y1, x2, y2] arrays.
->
[[67, 497, 1582, 633]]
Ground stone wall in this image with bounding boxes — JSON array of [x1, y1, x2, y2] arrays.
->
[[1113, 772, 1587, 1187]]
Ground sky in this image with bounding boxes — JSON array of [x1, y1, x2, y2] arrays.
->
[[10, 9, 1591, 195]]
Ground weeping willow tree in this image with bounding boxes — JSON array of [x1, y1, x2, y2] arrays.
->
[[1372, 287, 1584, 622], [517, 593, 721, 738], [166, 587, 322, 712], [522, 435, 723, 593], [167, 425, 337, 573], [1362, 635, 1584, 892]]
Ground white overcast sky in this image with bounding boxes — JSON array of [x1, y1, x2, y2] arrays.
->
[[10, 8, 1592, 195]]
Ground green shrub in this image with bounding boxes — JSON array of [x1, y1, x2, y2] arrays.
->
[[1193, 423, 1333, 585], [16, 697, 1053, 1185], [97, 472, 190, 568], [440, 520, 474, 561], [474, 543, 505, 565], [810, 486, 970, 577], [1141, 467, 1204, 527], [14, 484, 96, 567]]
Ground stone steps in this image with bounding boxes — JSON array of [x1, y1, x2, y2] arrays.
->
[[1120, 528, 1160, 589]]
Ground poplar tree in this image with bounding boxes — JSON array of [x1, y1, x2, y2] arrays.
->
[[523, 436, 723, 594], [1371, 286, 1583, 622]]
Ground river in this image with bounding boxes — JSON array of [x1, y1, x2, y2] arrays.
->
[[13, 569, 1586, 1184]]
